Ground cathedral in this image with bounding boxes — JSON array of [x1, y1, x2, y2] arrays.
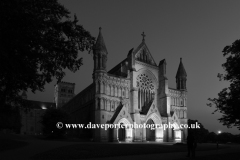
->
[[57, 27, 188, 142]]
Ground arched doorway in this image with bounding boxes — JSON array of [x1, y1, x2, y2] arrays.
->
[[116, 118, 133, 142], [145, 113, 163, 142], [118, 123, 126, 141], [146, 119, 155, 141], [173, 122, 182, 142]]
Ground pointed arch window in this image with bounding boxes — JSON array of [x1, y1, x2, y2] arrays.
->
[[136, 74, 155, 109]]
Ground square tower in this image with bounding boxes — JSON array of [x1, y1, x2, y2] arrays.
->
[[54, 81, 75, 108]]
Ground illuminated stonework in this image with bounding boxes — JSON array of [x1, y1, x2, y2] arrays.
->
[[61, 29, 188, 143], [136, 74, 154, 91]]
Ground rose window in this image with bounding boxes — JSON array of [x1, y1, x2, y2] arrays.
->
[[136, 74, 154, 91]]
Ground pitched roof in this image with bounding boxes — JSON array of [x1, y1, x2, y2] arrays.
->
[[106, 32, 157, 77], [176, 58, 187, 78], [110, 103, 124, 123], [22, 100, 56, 110], [107, 58, 128, 77], [94, 27, 108, 55], [160, 111, 169, 117], [140, 100, 153, 115]]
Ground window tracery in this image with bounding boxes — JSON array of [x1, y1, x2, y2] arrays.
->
[[136, 74, 154, 91], [136, 74, 155, 110]]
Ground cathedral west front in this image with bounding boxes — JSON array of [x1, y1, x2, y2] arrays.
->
[[57, 27, 188, 142]]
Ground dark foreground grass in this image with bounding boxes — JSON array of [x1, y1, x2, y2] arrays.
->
[[31, 143, 228, 159], [0, 138, 28, 152], [177, 152, 240, 160], [0, 133, 29, 152]]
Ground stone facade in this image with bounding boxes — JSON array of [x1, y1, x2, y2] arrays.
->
[[61, 28, 188, 142]]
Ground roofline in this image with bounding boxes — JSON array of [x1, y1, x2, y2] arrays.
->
[[107, 58, 127, 74]]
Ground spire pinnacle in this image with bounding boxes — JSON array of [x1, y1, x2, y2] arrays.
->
[[176, 58, 187, 78], [94, 27, 108, 55], [141, 32, 146, 42]]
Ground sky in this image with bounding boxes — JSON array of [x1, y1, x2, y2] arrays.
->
[[28, 0, 240, 134]]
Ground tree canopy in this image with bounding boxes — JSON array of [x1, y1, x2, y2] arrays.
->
[[207, 39, 240, 129], [0, 0, 95, 106]]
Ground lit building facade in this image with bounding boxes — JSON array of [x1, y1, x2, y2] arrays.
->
[[61, 28, 188, 142]]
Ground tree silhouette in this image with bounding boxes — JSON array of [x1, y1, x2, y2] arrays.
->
[[0, 0, 95, 107], [207, 39, 240, 129], [188, 119, 209, 143]]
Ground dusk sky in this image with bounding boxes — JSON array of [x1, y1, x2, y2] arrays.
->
[[28, 0, 240, 134]]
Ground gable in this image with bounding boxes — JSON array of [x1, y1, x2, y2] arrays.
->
[[110, 103, 133, 124], [134, 42, 157, 66], [140, 101, 161, 120]]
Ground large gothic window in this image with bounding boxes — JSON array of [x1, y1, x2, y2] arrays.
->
[[136, 74, 154, 91], [136, 74, 155, 109]]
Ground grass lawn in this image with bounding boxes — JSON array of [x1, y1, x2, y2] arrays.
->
[[0, 138, 29, 152], [0, 133, 30, 152], [31, 143, 228, 159], [178, 152, 240, 160]]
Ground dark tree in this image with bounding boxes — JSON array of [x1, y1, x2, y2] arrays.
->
[[0, 0, 95, 107], [206, 132, 217, 143], [41, 108, 70, 137], [188, 119, 209, 143], [0, 104, 21, 133], [207, 40, 240, 129], [233, 134, 240, 143], [218, 132, 233, 143]]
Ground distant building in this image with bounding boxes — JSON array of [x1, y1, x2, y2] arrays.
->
[[61, 28, 188, 142], [20, 91, 55, 135]]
